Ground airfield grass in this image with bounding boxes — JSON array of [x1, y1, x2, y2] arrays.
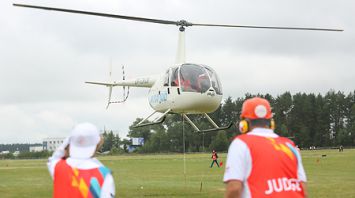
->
[[0, 149, 355, 197]]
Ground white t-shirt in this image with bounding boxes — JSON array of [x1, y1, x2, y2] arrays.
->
[[47, 140, 115, 198], [223, 128, 307, 197]]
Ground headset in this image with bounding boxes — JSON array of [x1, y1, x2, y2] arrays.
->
[[239, 118, 275, 134]]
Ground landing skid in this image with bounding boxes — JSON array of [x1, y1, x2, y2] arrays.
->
[[183, 113, 233, 133], [134, 110, 233, 132], [133, 109, 171, 128]]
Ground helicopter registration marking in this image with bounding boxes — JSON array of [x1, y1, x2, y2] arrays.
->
[[135, 78, 150, 86], [150, 91, 168, 104]]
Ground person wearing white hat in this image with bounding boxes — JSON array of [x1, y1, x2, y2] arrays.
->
[[47, 123, 115, 198]]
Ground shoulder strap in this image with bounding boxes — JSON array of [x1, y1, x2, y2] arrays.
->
[[98, 166, 112, 178]]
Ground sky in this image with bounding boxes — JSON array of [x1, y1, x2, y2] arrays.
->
[[0, 0, 354, 144]]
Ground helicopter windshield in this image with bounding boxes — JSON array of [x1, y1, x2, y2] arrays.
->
[[179, 64, 210, 93], [176, 64, 221, 94], [203, 65, 222, 95]]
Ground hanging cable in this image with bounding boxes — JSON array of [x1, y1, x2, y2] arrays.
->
[[182, 114, 186, 185]]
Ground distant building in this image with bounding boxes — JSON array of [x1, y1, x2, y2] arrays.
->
[[127, 137, 144, 152], [13, 151, 20, 157], [43, 137, 65, 152], [132, 138, 144, 146], [29, 146, 43, 152]]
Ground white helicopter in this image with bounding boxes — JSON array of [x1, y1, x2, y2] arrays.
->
[[14, 3, 343, 132]]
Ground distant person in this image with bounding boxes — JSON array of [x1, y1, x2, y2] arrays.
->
[[210, 150, 220, 168], [296, 145, 301, 152], [47, 123, 115, 198], [197, 73, 210, 93], [224, 97, 307, 198], [173, 78, 192, 91]]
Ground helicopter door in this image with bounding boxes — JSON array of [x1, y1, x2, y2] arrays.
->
[[163, 69, 171, 94], [170, 67, 179, 86], [170, 67, 181, 94], [163, 69, 169, 87]]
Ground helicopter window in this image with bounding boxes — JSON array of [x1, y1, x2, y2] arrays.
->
[[204, 65, 222, 95], [170, 67, 179, 86], [163, 69, 169, 86], [180, 64, 211, 93]]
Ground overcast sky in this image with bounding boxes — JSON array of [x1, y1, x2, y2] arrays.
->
[[1, 0, 353, 144]]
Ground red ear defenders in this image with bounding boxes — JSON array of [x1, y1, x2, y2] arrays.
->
[[238, 119, 275, 133]]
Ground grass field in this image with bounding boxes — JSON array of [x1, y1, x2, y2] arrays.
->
[[0, 149, 354, 197]]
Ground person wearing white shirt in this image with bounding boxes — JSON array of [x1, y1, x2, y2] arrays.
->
[[224, 97, 307, 198], [47, 122, 115, 198]]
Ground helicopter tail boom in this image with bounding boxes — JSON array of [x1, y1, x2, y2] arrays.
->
[[85, 75, 157, 88], [85, 81, 118, 86]]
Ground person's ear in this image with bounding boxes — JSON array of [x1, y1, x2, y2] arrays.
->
[[64, 145, 70, 159], [96, 135, 104, 152]]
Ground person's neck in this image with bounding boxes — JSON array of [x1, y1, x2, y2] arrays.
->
[[249, 126, 270, 131]]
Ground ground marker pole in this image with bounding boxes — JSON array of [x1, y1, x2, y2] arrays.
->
[[182, 114, 186, 186], [200, 131, 205, 192]]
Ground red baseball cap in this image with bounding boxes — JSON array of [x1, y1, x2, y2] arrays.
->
[[240, 97, 273, 119]]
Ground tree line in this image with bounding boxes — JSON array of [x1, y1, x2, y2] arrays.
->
[[125, 90, 355, 153], [0, 143, 42, 152]]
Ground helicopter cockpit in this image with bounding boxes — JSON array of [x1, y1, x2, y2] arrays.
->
[[165, 63, 222, 95]]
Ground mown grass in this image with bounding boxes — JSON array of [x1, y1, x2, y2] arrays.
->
[[0, 149, 354, 197]]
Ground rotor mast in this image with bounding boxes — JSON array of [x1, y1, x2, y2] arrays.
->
[[176, 26, 186, 64], [174, 20, 194, 65]]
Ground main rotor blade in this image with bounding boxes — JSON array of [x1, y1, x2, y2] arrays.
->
[[13, 3, 177, 26], [191, 23, 343, 32], [13, 3, 343, 32]]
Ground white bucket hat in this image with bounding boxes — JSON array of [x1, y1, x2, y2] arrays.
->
[[69, 123, 100, 159]]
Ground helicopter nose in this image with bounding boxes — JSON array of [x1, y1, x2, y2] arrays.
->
[[207, 87, 216, 97]]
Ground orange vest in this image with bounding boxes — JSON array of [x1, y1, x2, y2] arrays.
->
[[237, 134, 305, 198], [53, 159, 110, 198], [212, 153, 218, 160]]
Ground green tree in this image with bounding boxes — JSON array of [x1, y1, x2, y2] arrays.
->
[[121, 139, 131, 153], [326, 91, 347, 146], [141, 130, 169, 153], [209, 131, 229, 152], [113, 134, 120, 149], [273, 92, 293, 137], [288, 93, 305, 146], [102, 130, 115, 152], [220, 97, 237, 127], [345, 92, 355, 145], [0, 153, 14, 159], [314, 94, 331, 146], [349, 103, 355, 145], [128, 118, 153, 141]]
